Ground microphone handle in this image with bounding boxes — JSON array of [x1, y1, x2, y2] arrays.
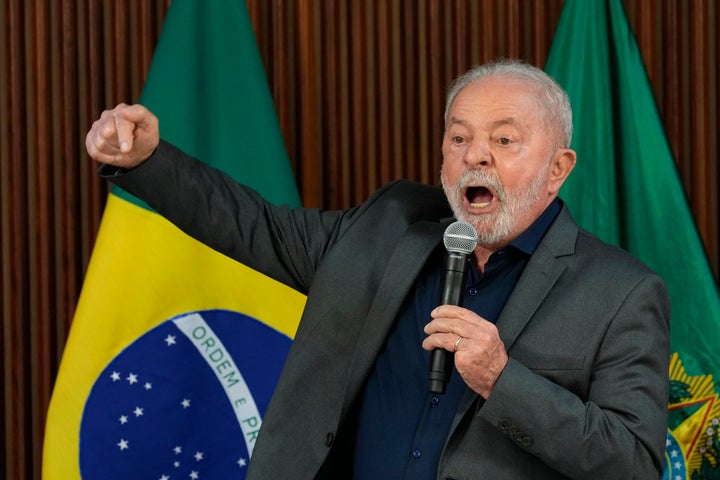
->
[[429, 251, 469, 394]]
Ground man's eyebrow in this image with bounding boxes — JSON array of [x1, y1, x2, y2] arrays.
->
[[446, 116, 521, 129], [446, 117, 469, 128]]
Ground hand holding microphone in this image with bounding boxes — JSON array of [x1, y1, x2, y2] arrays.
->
[[424, 221, 509, 398], [427, 221, 477, 394]]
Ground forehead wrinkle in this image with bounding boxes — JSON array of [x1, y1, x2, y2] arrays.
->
[[487, 117, 521, 130]]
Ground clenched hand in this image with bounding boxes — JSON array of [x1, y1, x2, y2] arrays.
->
[[85, 103, 159, 169]]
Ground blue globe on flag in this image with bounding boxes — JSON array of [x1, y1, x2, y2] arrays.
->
[[79, 310, 291, 479]]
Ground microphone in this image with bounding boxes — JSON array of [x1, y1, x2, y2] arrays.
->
[[429, 221, 478, 394]]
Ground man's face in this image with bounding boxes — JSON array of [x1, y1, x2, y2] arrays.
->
[[441, 77, 566, 248]]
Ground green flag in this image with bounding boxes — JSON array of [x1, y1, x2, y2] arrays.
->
[[43, 1, 305, 478], [545, 1, 720, 478], [123, 1, 300, 207]]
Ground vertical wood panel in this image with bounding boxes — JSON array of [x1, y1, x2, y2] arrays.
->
[[2, 1, 719, 478], [626, 0, 719, 271], [689, 1, 710, 256], [1, 2, 28, 476], [2, 1, 169, 478]]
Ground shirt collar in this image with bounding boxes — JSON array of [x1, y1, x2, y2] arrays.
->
[[507, 198, 562, 255]]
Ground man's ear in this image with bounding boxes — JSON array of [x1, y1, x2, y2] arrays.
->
[[548, 148, 577, 195]]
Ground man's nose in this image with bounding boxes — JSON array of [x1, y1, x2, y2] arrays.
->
[[464, 140, 491, 167]]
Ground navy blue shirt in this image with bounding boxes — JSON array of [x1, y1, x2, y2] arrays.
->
[[353, 200, 562, 479]]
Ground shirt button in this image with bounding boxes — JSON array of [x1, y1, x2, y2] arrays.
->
[[430, 394, 440, 406], [411, 449, 422, 458], [468, 287, 478, 296]]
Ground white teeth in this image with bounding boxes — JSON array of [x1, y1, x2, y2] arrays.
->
[[470, 202, 490, 208]]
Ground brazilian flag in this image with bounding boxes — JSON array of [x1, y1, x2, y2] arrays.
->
[[545, 1, 720, 478], [43, 1, 305, 478]]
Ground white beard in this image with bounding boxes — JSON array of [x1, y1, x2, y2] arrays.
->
[[441, 162, 551, 246]]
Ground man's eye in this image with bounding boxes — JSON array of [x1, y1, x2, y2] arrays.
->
[[453, 136, 464, 144], [498, 137, 511, 145]]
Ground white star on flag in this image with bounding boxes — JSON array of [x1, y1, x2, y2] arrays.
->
[[118, 439, 129, 450], [165, 334, 177, 346]]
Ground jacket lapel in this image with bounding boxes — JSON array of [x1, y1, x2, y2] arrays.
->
[[451, 206, 579, 425], [495, 206, 577, 350], [340, 219, 450, 412]]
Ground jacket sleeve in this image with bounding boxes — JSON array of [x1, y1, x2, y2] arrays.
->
[[101, 140, 343, 293]]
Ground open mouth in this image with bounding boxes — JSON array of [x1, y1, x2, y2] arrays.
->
[[465, 186, 494, 208]]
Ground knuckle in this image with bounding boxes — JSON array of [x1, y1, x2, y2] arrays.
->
[[101, 123, 115, 138]]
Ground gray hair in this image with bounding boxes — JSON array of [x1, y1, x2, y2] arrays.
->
[[444, 59, 573, 148]]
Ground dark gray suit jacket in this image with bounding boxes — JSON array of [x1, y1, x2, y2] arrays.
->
[[106, 140, 670, 480]]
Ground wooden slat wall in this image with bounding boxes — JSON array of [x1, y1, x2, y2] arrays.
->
[[254, 0, 565, 209], [1, 2, 169, 478], [1, 1, 717, 478], [624, 0, 719, 273]]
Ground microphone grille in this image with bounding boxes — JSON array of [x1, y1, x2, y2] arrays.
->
[[443, 221, 478, 254]]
